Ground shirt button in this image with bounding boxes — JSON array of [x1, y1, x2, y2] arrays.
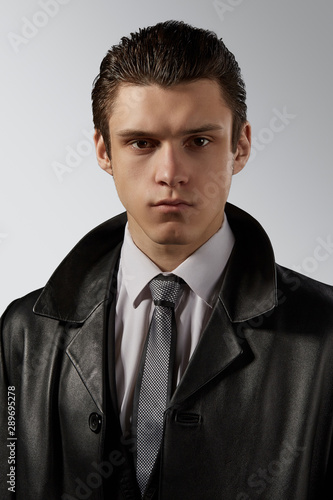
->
[[89, 413, 102, 433]]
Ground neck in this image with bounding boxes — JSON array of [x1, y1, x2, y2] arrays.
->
[[136, 245, 193, 272], [127, 223, 223, 272]]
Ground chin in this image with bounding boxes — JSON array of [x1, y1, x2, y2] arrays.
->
[[151, 226, 192, 246], [154, 235, 190, 246]]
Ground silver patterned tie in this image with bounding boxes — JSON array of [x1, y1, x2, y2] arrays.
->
[[134, 274, 182, 496]]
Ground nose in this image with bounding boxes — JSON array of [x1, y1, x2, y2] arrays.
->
[[154, 144, 189, 187]]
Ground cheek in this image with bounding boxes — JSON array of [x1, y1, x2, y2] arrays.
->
[[113, 170, 145, 211], [111, 170, 128, 202], [197, 164, 232, 197]]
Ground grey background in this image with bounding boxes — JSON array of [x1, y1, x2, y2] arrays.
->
[[1, 0, 332, 313]]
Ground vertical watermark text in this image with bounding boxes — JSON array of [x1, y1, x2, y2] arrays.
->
[[7, 386, 16, 493]]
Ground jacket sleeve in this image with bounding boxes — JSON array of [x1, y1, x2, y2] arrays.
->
[[0, 302, 18, 500]]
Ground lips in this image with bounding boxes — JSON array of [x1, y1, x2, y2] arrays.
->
[[154, 199, 192, 207], [152, 198, 193, 214]]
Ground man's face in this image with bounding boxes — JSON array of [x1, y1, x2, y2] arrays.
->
[[95, 79, 250, 261]]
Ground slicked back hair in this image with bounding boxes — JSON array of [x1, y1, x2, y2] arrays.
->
[[92, 20, 247, 156]]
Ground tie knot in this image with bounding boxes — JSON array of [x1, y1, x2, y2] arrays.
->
[[149, 274, 182, 308]]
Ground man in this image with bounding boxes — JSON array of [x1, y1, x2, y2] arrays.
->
[[1, 20, 333, 500]]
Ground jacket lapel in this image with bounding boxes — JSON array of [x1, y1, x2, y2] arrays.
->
[[65, 302, 106, 413], [64, 244, 122, 415], [170, 297, 243, 406]]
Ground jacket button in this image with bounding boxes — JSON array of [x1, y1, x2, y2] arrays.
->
[[89, 413, 102, 433]]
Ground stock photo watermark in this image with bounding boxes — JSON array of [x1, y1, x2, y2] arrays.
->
[[61, 434, 136, 500], [52, 128, 95, 183], [7, 0, 72, 54], [293, 235, 333, 276], [236, 440, 306, 499], [249, 107, 296, 163], [7, 386, 16, 493], [213, 0, 245, 22]]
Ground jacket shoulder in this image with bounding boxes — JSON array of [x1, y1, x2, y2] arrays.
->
[[275, 264, 333, 333], [1, 289, 44, 329], [0, 289, 47, 386], [1, 289, 47, 355], [277, 264, 333, 302]]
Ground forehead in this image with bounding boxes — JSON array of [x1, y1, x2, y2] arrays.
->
[[109, 79, 233, 134]]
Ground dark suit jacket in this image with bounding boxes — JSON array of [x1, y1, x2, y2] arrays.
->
[[1, 203, 333, 499]]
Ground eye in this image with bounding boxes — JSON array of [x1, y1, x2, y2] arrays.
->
[[131, 140, 154, 150], [189, 137, 210, 148]]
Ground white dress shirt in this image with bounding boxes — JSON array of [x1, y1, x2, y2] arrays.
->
[[114, 214, 235, 432]]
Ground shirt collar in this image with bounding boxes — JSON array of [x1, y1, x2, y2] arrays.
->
[[119, 214, 235, 308]]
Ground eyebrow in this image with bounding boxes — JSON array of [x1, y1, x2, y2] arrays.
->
[[116, 124, 224, 138]]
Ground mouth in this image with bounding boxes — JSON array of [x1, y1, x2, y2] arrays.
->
[[155, 199, 192, 206], [152, 199, 193, 213]]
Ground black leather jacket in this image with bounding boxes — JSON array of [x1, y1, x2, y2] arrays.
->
[[1, 204, 333, 499]]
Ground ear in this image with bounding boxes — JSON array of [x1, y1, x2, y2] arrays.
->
[[94, 129, 112, 175], [233, 122, 251, 175]]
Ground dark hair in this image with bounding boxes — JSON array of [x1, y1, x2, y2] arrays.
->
[[92, 20, 247, 155]]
